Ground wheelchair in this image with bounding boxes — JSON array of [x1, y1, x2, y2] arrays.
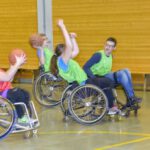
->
[[33, 72, 68, 107], [60, 84, 109, 125], [0, 96, 40, 140]]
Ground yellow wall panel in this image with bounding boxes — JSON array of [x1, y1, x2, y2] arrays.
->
[[0, 0, 38, 69], [53, 0, 150, 74]]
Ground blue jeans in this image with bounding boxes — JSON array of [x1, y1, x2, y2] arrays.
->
[[105, 69, 134, 99]]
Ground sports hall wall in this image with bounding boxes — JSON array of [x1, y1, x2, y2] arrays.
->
[[0, 0, 150, 84], [53, 0, 150, 76], [0, 0, 38, 69]]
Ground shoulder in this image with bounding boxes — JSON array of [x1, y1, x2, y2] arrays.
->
[[58, 57, 68, 72], [92, 52, 101, 60]]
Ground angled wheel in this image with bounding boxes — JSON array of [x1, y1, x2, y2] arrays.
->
[[60, 85, 73, 116], [33, 72, 68, 107], [68, 84, 108, 125], [0, 97, 16, 140], [60, 83, 78, 116]]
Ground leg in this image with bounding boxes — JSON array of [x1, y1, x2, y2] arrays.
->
[[7, 88, 30, 118], [115, 69, 134, 98], [106, 69, 142, 104], [115, 69, 142, 104], [105, 70, 134, 98]]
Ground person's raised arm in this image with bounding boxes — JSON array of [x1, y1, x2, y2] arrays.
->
[[0, 54, 26, 82], [57, 19, 72, 63], [70, 33, 79, 58]]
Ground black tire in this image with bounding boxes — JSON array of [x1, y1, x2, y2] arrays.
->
[[68, 84, 108, 125], [114, 88, 127, 110], [60, 85, 74, 116], [33, 72, 68, 107], [0, 97, 17, 140]]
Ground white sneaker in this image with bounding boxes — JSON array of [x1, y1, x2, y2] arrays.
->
[[108, 106, 120, 115], [108, 109, 117, 115]]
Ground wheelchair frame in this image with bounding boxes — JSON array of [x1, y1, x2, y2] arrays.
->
[[0, 97, 40, 140]]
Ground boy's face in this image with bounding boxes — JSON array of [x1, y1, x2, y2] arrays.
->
[[42, 36, 50, 48], [104, 41, 116, 56]]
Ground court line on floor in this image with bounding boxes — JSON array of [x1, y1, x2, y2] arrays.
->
[[95, 136, 150, 150], [10, 129, 150, 149], [39, 130, 150, 137], [39, 130, 150, 150]]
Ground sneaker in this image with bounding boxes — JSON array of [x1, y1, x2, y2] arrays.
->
[[18, 115, 29, 124], [130, 96, 142, 103], [108, 109, 117, 115], [126, 97, 142, 107], [108, 106, 121, 115], [18, 115, 36, 124]]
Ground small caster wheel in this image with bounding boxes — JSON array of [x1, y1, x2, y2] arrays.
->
[[134, 109, 138, 117], [63, 116, 70, 122], [32, 130, 38, 138], [125, 110, 130, 117], [117, 115, 122, 121], [24, 131, 32, 139], [32, 129, 38, 134], [108, 114, 115, 122]]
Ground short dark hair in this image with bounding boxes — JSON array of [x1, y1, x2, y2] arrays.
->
[[106, 37, 117, 46]]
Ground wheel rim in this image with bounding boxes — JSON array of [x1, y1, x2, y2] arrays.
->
[[0, 98, 16, 140], [34, 73, 67, 106], [69, 85, 108, 124]]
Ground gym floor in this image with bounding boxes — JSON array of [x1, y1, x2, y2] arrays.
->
[[1, 83, 150, 150]]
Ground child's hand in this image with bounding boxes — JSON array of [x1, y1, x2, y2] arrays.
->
[[70, 32, 77, 38], [15, 54, 26, 67], [57, 19, 64, 27]]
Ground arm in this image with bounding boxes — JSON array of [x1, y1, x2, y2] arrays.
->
[[83, 53, 101, 78], [0, 54, 26, 82], [57, 19, 72, 64], [70, 33, 79, 58], [37, 48, 45, 65]]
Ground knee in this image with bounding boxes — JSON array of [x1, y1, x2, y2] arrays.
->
[[119, 68, 131, 74], [116, 70, 128, 82], [116, 70, 125, 78], [117, 68, 130, 76], [123, 68, 131, 74]]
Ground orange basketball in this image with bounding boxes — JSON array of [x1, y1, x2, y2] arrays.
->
[[8, 49, 26, 65]]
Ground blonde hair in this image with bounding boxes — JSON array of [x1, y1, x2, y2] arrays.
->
[[29, 33, 45, 47]]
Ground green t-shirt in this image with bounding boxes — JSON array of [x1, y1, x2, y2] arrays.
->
[[43, 48, 53, 72], [91, 50, 112, 76], [58, 57, 87, 85]]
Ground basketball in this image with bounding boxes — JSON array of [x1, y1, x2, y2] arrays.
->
[[8, 49, 26, 65]]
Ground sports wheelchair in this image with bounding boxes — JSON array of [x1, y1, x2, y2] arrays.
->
[[60, 83, 110, 125], [33, 72, 68, 107], [60, 83, 140, 125], [0, 96, 40, 140]]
